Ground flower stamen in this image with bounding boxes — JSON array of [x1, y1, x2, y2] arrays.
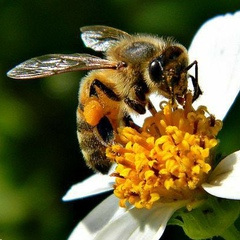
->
[[106, 93, 222, 209]]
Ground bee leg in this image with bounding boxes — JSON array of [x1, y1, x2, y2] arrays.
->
[[123, 114, 141, 132], [124, 97, 146, 114], [88, 79, 120, 144], [133, 80, 149, 102], [96, 116, 114, 145], [186, 60, 202, 102], [90, 79, 120, 101], [147, 98, 157, 115], [189, 74, 202, 102]]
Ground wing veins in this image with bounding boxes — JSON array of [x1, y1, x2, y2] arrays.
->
[[7, 53, 118, 79]]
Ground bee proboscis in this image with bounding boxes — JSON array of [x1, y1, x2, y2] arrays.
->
[[7, 25, 202, 173]]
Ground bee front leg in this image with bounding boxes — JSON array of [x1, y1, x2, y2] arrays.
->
[[186, 60, 202, 102], [189, 74, 203, 102]]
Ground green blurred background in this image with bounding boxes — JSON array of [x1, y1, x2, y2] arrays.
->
[[1, 1, 240, 239]]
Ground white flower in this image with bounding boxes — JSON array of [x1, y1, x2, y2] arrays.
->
[[63, 11, 240, 240]]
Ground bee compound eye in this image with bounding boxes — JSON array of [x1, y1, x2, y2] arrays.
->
[[149, 59, 163, 83]]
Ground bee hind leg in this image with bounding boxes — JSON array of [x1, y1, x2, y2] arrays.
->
[[95, 116, 115, 145], [90, 79, 121, 101], [124, 97, 146, 114]]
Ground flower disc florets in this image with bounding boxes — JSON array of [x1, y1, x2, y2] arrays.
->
[[106, 94, 222, 209]]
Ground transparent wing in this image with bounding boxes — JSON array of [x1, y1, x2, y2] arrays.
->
[[189, 11, 240, 120], [7, 53, 117, 79], [80, 25, 131, 52]]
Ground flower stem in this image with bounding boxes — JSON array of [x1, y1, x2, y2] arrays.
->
[[220, 224, 240, 240]]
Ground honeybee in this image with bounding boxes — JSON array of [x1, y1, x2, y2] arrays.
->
[[7, 25, 202, 174]]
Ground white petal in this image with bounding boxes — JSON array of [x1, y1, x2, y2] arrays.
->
[[62, 173, 114, 201], [94, 201, 185, 240], [68, 195, 126, 240], [189, 11, 240, 120], [68, 194, 186, 240], [202, 150, 240, 199]]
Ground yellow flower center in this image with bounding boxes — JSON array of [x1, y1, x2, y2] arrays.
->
[[106, 94, 222, 209]]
